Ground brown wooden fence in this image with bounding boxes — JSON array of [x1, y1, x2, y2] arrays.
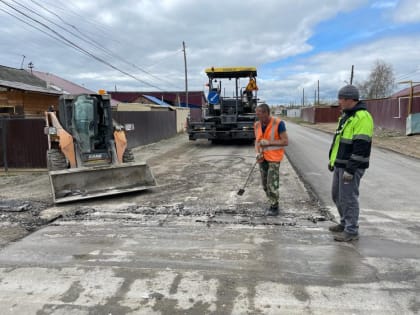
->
[[1, 111, 178, 169]]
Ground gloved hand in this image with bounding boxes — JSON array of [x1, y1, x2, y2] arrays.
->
[[343, 171, 353, 183], [328, 164, 334, 172], [260, 139, 270, 147], [256, 153, 264, 162]]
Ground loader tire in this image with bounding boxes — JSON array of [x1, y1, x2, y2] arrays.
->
[[123, 148, 135, 163], [47, 149, 67, 171]]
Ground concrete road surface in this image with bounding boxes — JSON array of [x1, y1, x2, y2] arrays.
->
[[0, 134, 419, 314]]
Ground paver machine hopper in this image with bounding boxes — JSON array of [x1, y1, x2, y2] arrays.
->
[[44, 93, 157, 203]]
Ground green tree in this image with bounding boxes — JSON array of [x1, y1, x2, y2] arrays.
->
[[357, 60, 395, 99]]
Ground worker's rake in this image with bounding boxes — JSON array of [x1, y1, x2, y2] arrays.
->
[[237, 160, 258, 196]]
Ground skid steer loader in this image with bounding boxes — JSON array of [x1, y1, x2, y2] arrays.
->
[[44, 92, 157, 203]]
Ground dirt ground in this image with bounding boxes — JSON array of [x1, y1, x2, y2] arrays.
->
[[285, 119, 420, 160]]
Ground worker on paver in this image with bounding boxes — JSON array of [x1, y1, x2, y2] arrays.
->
[[243, 76, 258, 105], [255, 103, 288, 216], [328, 85, 374, 242]]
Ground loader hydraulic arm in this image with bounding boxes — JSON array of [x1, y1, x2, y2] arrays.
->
[[45, 111, 76, 168]]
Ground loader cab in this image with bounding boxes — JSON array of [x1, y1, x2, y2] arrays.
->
[[58, 94, 114, 165], [72, 95, 97, 153]]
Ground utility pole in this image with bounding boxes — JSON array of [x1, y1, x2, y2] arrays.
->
[[182, 41, 188, 107], [350, 65, 354, 85], [317, 80, 320, 105], [314, 89, 316, 106], [302, 88, 305, 107]]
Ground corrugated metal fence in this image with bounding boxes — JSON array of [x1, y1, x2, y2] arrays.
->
[[112, 111, 176, 148], [301, 97, 420, 132], [1, 111, 178, 169], [301, 106, 341, 123], [365, 97, 420, 131], [189, 108, 202, 122], [0, 118, 48, 168]]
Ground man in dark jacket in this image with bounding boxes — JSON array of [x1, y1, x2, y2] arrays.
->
[[328, 85, 374, 242]]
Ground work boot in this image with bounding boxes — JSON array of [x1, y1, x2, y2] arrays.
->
[[334, 231, 359, 242], [329, 224, 345, 233], [265, 204, 279, 216]]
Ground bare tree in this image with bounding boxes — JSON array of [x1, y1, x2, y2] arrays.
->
[[357, 60, 395, 99]]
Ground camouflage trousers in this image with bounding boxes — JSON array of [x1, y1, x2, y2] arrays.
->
[[259, 160, 280, 206]]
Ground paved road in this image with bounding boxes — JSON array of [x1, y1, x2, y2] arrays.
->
[[285, 122, 420, 212], [0, 134, 419, 314]]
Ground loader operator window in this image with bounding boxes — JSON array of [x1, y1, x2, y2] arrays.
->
[[73, 95, 96, 153]]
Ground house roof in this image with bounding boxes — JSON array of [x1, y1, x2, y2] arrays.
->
[[31, 70, 120, 106], [108, 91, 205, 107], [391, 84, 420, 98], [0, 65, 52, 88], [31, 70, 94, 94], [0, 79, 61, 95]]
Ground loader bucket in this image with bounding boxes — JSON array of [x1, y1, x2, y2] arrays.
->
[[48, 162, 157, 203]]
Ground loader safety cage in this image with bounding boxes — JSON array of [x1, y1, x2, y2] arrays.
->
[[187, 66, 258, 142]]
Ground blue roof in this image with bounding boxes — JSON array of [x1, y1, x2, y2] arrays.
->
[[143, 94, 171, 106]]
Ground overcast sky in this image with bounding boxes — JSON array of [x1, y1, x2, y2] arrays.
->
[[1, 0, 419, 104]]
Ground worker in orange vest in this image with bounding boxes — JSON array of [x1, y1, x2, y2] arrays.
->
[[255, 103, 289, 216]]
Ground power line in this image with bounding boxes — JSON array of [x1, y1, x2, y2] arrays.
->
[[0, 0, 165, 90], [12, 0, 182, 89], [395, 65, 420, 78], [29, 0, 180, 88], [0, 7, 74, 50], [144, 49, 183, 69], [37, 0, 117, 40], [27, 0, 119, 58], [395, 67, 420, 81]]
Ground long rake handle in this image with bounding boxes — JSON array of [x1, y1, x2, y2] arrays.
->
[[241, 160, 258, 190]]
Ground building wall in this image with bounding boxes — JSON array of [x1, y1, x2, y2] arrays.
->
[[0, 90, 59, 116], [174, 108, 190, 133]]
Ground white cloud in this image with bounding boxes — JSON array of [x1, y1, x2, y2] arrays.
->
[[262, 34, 420, 104], [392, 0, 420, 23], [0, 0, 366, 95], [371, 1, 398, 9]]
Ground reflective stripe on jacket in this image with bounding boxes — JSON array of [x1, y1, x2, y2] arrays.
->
[[255, 117, 285, 162], [329, 102, 374, 173]]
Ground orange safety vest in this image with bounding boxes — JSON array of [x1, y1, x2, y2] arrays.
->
[[254, 117, 285, 162]]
